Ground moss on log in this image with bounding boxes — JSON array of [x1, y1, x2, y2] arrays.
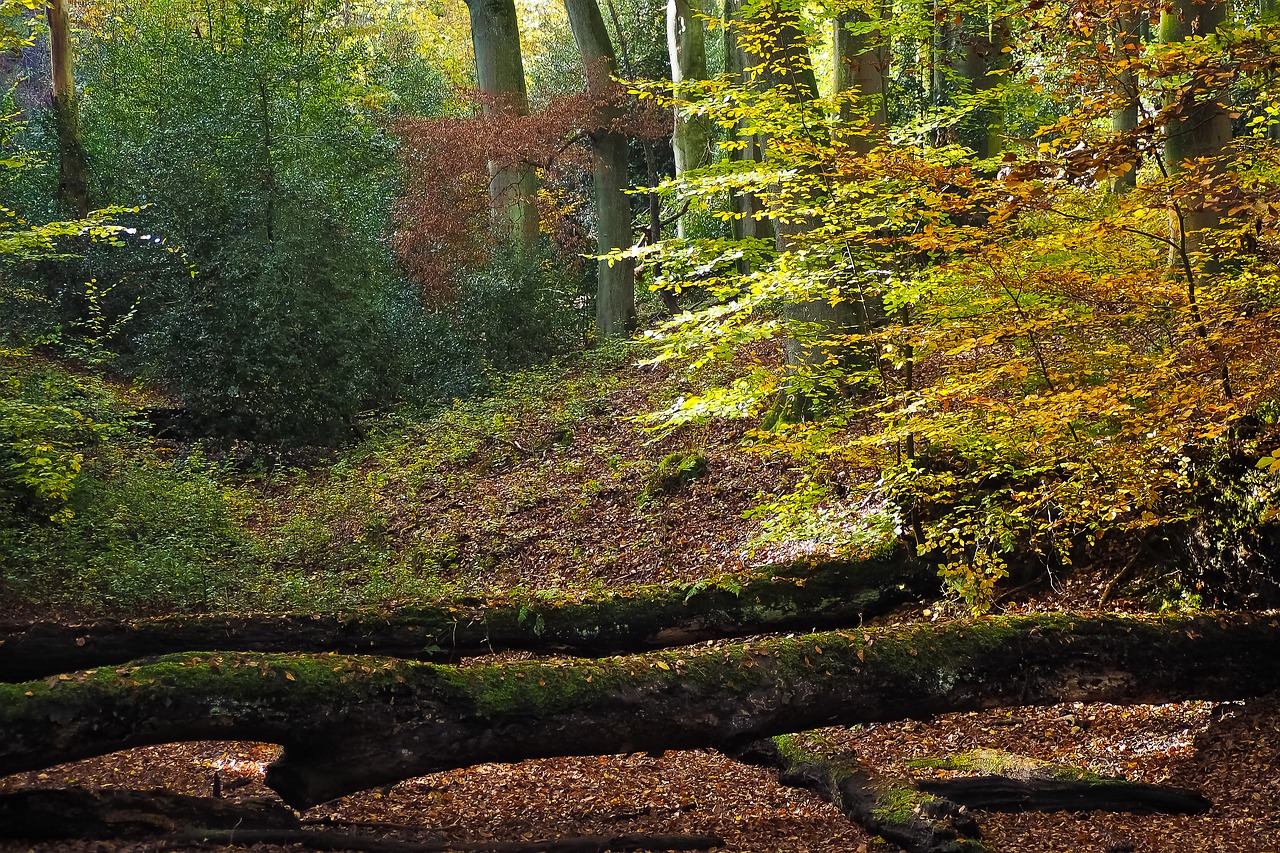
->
[[908, 750, 1211, 814], [735, 738, 987, 853], [0, 552, 931, 682], [1, 613, 1278, 809]]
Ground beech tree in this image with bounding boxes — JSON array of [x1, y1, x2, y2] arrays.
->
[[563, 0, 636, 337], [468, 0, 541, 250], [47, 0, 88, 216]]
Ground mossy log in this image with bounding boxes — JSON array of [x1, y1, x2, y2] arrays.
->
[[0, 554, 931, 682], [909, 749, 1211, 814], [0, 787, 298, 839], [2, 613, 1278, 810], [735, 738, 987, 853]]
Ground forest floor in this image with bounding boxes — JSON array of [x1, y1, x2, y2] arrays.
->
[[4, 344, 1278, 851]]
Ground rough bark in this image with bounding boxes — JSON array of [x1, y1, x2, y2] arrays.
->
[[3, 614, 1280, 810], [736, 739, 987, 853], [909, 749, 1211, 814], [468, 0, 540, 250], [47, 0, 89, 216], [563, 0, 635, 337], [0, 554, 932, 682], [0, 788, 298, 840]]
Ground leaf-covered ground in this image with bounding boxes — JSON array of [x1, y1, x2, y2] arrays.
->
[[3, 694, 1277, 851], [5, 346, 1278, 851]]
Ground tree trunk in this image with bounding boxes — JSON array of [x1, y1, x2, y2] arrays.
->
[[723, 0, 773, 266], [47, 0, 89, 217], [0, 788, 298, 840], [736, 739, 987, 853], [0, 555, 934, 682], [1109, 2, 1144, 192], [834, 1, 888, 150], [910, 749, 1211, 814], [1160, 0, 1232, 257], [668, 0, 712, 239], [563, 0, 635, 338], [3, 614, 1279, 810], [468, 0, 540, 251]]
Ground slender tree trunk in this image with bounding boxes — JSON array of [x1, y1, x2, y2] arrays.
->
[[1109, 2, 1144, 192], [47, 0, 89, 217], [834, 0, 887, 149], [468, 0, 540, 252], [668, 0, 711, 240], [723, 0, 772, 265], [951, 7, 1004, 159], [564, 0, 635, 337], [1160, 0, 1232, 258]]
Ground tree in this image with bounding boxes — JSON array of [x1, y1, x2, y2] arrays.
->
[[563, 0, 636, 337], [667, 0, 711, 237], [46, 0, 87, 216], [468, 0, 541, 251], [3, 613, 1278, 809]]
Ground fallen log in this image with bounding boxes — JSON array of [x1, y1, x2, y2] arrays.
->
[[909, 750, 1211, 814], [176, 829, 725, 853], [0, 787, 298, 839], [1, 613, 1277, 810], [735, 738, 986, 853], [0, 552, 931, 682]]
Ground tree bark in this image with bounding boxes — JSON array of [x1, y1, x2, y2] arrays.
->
[[0, 554, 933, 682], [0, 788, 298, 840], [3, 613, 1279, 810], [723, 0, 773, 265], [834, 0, 888, 150], [563, 0, 635, 337], [1160, 0, 1232, 258], [909, 749, 1210, 814], [1109, 2, 1145, 192], [735, 739, 987, 853], [47, 0, 89, 217], [668, 0, 712, 237], [468, 0, 540, 251]]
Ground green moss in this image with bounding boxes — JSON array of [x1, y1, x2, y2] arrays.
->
[[644, 449, 709, 497]]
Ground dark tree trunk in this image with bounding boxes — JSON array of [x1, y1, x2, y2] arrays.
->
[[3, 614, 1279, 809], [47, 0, 89, 217], [0, 554, 932, 682]]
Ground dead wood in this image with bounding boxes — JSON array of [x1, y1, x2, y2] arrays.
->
[[1, 613, 1276, 810]]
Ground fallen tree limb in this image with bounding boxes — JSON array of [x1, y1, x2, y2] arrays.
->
[[909, 750, 1210, 814], [734, 738, 987, 853], [0, 553, 931, 681], [0, 788, 298, 839], [177, 829, 724, 853], [2, 613, 1277, 809]]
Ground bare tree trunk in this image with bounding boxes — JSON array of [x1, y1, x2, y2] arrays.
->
[[468, 0, 540, 252], [1109, 2, 1144, 192], [834, 0, 887, 149], [668, 0, 711, 240], [564, 0, 635, 337], [47, 0, 89, 216], [1160, 0, 1232, 258], [723, 0, 773, 266]]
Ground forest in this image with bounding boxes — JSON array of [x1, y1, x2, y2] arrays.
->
[[1, 0, 1279, 850]]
